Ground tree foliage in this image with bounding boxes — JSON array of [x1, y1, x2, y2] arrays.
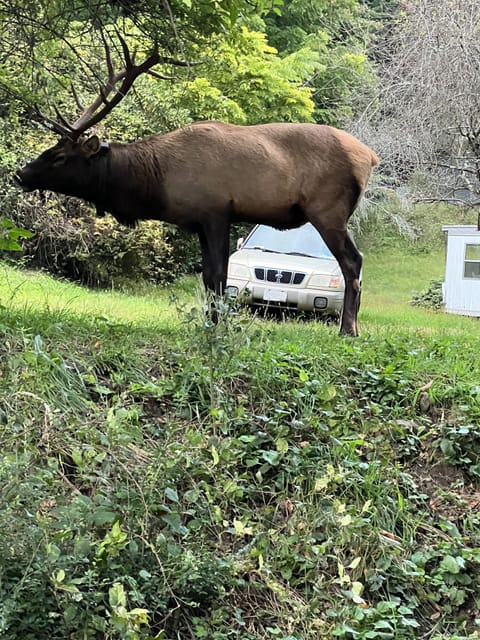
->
[[0, 0, 378, 136], [0, 1, 290, 111], [0, 0, 379, 285], [264, 0, 378, 125]]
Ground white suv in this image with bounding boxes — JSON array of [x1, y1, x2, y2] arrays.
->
[[226, 223, 345, 315]]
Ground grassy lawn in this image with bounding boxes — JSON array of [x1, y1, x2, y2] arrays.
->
[[1, 247, 476, 336], [1, 253, 480, 640], [0, 263, 195, 326], [363, 248, 446, 303], [361, 248, 478, 334]]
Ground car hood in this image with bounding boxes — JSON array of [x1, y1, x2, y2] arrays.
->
[[229, 248, 341, 275]]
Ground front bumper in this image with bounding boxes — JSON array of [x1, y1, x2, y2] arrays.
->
[[226, 278, 344, 313]]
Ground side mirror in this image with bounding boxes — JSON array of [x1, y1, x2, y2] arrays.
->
[[236, 237, 244, 250]]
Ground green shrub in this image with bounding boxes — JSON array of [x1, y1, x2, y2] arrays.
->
[[410, 279, 444, 310], [353, 196, 476, 254], [57, 216, 180, 288], [1, 284, 480, 638], [4, 193, 193, 288]]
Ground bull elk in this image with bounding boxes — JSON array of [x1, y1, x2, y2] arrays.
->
[[14, 35, 378, 336]]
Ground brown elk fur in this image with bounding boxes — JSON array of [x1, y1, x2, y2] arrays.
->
[[15, 121, 378, 335]]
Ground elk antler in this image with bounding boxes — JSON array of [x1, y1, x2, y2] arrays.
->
[[36, 33, 164, 141], [68, 33, 162, 138], [33, 104, 75, 138]]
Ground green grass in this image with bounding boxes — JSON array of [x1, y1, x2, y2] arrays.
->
[[363, 248, 445, 302], [1, 196, 467, 332], [0, 263, 197, 326], [361, 248, 478, 334], [1, 248, 476, 335], [1, 252, 480, 640]]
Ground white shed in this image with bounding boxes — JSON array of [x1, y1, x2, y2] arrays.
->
[[442, 224, 480, 316]]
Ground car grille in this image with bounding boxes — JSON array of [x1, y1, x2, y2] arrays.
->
[[254, 267, 306, 285]]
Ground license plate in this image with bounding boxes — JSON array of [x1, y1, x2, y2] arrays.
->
[[263, 288, 287, 302]]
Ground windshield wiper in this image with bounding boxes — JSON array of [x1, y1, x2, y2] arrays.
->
[[284, 251, 317, 258], [246, 246, 280, 253]]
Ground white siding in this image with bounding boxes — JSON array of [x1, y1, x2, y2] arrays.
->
[[443, 226, 480, 316]]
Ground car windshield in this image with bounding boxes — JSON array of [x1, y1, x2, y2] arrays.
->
[[242, 223, 335, 260]]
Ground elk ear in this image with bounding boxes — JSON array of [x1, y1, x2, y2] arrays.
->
[[81, 135, 101, 158]]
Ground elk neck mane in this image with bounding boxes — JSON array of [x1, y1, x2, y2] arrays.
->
[[96, 137, 167, 226]]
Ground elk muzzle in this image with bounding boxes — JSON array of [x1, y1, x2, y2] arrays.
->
[[13, 171, 33, 192]]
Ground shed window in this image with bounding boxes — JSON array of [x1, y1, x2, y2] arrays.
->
[[464, 244, 480, 279]]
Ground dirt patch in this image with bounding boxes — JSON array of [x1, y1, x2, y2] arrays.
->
[[410, 456, 480, 522]]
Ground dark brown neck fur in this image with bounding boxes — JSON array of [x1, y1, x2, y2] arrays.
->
[[95, 140, 167, 226]]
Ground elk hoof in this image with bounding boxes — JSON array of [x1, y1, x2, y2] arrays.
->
[[339, 325, 358, 337]]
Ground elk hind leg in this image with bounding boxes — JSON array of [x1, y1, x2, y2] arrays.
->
[[310, 222, 362, 336]]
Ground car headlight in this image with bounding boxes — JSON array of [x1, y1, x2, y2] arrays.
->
[[328, 275, 343, 289], [228, 262, 250, 278], [308, 274, 328, 288], [308, 274, 343, 289]]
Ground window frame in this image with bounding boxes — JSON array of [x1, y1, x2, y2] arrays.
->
[[464, 243, 480, 279]]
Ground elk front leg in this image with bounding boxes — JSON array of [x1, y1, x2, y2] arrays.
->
[[198, 219, 231, 321]]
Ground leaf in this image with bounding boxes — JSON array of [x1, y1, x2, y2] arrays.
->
[[374, 620, 393, 630], [2, 240, 22, 251], [440, 555, 462, 574], [71, 449, 83, 468], [275, 437, 289, 454], [339, 514, 352, 526], [233, 519, 253, 537], [109, 582, 126, 608], [139, 569, 151, 579], [402, 618, 420, 628], [128, 608, 149, 625], [262, 450, 280, 465], [233, 519, 245, 536], [351, 581, 363, 596], [165, 487, 179, 503], [318, 384, 337, 402], [92, 509, 118, 526], [361, 500, 372, 513], [315, 474, 331, 491], [94, 384, 112, 395], [160, 512, 187, 535], [8, 227, 34, 240], [55, 569, 65, 583], [0, 219, 34, 252], [106, 522, 127, 546], [440, 439, 456, 458], [348, 557, 362, 570], [298, 369, 309, 382], [211, 445, 219, 466]]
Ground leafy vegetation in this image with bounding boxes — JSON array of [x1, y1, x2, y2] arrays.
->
[[264, 0, 377, 124], [1, 249, 480, 639], [3, 194, 184, 288], [0, 219, 33, 251], [410, 280, 444, 310], [1, 1, 480, 635], [352, 198, 477, 254]]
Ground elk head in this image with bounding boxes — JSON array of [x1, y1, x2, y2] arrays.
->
[[14, 135, 104, 194], [15, 32, 163, 194]]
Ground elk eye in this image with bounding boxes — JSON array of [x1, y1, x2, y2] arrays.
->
[[52, 153, 66, 167]]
